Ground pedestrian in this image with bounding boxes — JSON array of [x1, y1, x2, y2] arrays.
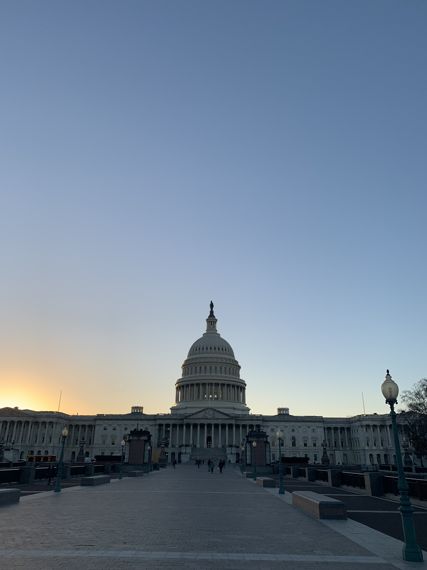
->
[[172, 458, 177, 469], [47, 463, 55, 486], [207, 459, 212, 472], [210, 460, 215, 474], [219, 459, 224, 474]]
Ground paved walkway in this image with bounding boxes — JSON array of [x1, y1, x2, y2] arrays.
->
[[276, 477, 427, 550], [0, 465, 426, 569]]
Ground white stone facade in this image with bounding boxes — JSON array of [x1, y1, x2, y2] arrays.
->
[[0, 304, 419, 467]]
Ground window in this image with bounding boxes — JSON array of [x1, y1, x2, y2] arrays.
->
[[291, 436, 296, 447]]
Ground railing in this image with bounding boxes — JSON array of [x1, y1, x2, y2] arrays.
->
[[0, 463, 111, 485], [0, 468, 20, 483], [382, 475, 427, 501], [315, 470, 328, 482], [341, 471, 365, 489], [69, 465, 86, 476], [408, 478, 427, 500], [383, 475, 399, 495], [35, 467, 50, 480]]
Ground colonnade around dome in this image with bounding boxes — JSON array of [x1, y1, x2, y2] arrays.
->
[[175, 383, 246, 405]]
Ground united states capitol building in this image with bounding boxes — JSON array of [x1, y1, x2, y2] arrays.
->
[[0, 304, 411, 467]]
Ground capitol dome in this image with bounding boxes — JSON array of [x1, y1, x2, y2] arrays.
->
[[187, 333, 234, 358], [171, 302, 249, 415]]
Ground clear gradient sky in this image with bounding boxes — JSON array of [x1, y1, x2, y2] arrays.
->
[[1, 1, 426, 418]]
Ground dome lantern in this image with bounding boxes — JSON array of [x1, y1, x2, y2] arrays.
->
[[206, 300, 217, 333]]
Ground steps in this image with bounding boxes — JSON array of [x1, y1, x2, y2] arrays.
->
[[190, 447, 227, 461]]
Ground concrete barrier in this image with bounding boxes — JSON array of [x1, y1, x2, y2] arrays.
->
[[127, 470, 144, 477], [292, 491, 346, 520], [256, 477, 275, 488], [0, 489, 21, 506], [81, 475, 111, 486]]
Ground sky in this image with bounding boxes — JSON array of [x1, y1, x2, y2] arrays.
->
[[0, 1, 426, 418]]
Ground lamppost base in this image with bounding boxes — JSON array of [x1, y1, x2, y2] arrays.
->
[[402, 544, 423, 563]]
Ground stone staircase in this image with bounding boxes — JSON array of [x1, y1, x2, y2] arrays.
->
[[190, 447, 227, 462]]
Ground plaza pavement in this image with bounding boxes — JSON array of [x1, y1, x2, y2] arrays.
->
[[0, 464, 426, 570]]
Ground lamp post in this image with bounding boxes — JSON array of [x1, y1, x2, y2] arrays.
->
[[119, 439, 126, 480], [252, 441, 257, 481], [54, 427, 68, 493], [276, 430, 285, 495], [381, 370, 423, 562], [321, 440, 330, 466], [239, 442, 245, 472], [147, 444, 152, 472]]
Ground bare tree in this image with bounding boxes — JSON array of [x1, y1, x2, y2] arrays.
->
[[401, 379, 427, 467]]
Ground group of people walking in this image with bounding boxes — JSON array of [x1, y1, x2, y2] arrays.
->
[[172, 458, 227, 472], [206, 458, 225, 473]]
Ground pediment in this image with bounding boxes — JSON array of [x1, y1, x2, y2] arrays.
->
[[184, 408, 234, 420]]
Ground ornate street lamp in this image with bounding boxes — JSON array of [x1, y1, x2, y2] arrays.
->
[[54, 427, 68, 493], [119, 439, 126, 480], [252, 441, 257, 481], [381, 370, 423, 562], [276, 430, 285, 495], [147, 444, 152, 472], [321, 440, 330, 466]]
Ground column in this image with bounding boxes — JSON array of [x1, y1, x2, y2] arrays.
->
[[204, 424, 207, 448], [233, 424, 236, 446], [11, 421, 18, 443], [190, 424, 193, 446], [225, 424, 229, 446], [197, 424, 200, 447], [218, 424, 222, 447], [26, 422, 32, 444], [182, 424, 186, 445]]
